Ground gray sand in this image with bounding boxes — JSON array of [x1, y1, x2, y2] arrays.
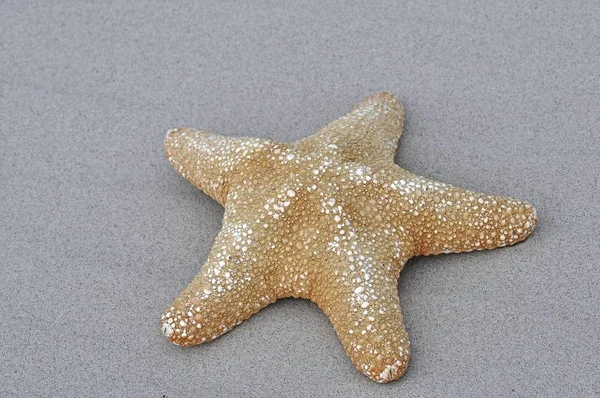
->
[[1, 1, 599, 396]]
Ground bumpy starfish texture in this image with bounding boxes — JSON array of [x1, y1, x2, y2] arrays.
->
[[161, 92, 537, 383]]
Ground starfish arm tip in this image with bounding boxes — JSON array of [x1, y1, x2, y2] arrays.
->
[[165, 127, 178, 140], [163, 128, 276, 203], [313, 268, 411, 383], [294, 92, 405, 165], [410, 179, 539, 255]]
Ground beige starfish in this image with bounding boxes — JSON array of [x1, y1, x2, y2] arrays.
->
[[160, 92, 537, 383]]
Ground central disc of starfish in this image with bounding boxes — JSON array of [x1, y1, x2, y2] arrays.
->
[[160, 92, 537, 383]]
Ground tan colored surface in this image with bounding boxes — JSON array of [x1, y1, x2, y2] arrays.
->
[[161, 92, 536, 382]]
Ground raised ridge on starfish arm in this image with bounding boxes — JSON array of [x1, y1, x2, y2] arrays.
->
[[294, 92, 404, 166]]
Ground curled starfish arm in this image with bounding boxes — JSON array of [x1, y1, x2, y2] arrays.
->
[[312, 264, 411, 383], [294, 92, 404, 166], [164, 128, 273, 204], [160, 212, 277, 346], [399, 176, 538, 256]]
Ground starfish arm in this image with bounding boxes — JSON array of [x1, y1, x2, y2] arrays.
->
[[164, 128, 274, 204], [311, 262, 411, 383], [394, 173, 538, 256], [160, 210, 277, 346], [293, 92, 404, 166]]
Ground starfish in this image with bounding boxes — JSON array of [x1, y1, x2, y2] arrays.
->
[[160, 92, 537, 383]]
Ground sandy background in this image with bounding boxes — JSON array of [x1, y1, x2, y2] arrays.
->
[[1, 1, 599, 396]]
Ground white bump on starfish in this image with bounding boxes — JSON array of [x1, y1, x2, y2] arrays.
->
[[161, 321, 174, 338], [378, 364, 399, 383]]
